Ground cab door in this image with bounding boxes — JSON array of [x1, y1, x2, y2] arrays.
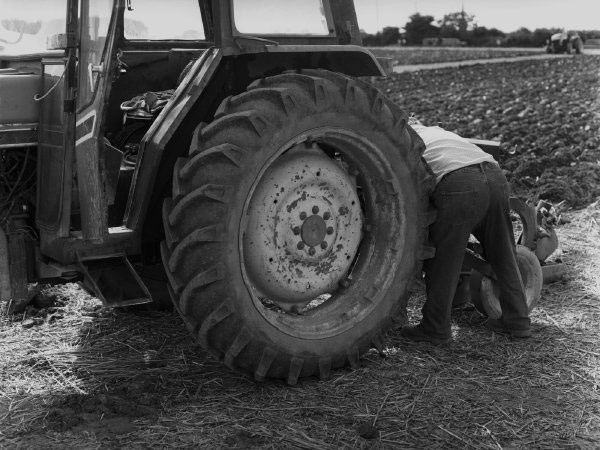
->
[[73, 0, 119, 240], [36, 0, 77, 239], [37, 0, 118, 243]]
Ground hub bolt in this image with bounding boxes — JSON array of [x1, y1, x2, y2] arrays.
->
[[339, 279, 351, 289], [293, 226, 301, 235], [326, 226, 334, 235], [312, 206, 319, 214], [300, 211, 307, 220], [308, 247, 316, 256], [297, 242, 305, 250], [320, 241, 328, 249], [323, 212, 331, 220]]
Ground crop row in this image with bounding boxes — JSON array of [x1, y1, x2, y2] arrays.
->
[[372, 55, 600, 208], [369, 46, 544, 66]]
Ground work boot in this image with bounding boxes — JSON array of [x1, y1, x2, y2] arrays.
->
[[400, 324, 452, 345], [485, 318, 531, 338]]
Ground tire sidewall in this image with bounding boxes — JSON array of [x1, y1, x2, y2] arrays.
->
[[220, 111, 421, 356]]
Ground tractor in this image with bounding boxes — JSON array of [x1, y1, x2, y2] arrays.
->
[[546, 30, 584, 54], [0, 0, 562, 384]]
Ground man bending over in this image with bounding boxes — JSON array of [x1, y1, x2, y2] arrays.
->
[[401, 119, 531, 344]]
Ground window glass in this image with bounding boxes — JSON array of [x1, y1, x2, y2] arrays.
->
[[0, 0, 67, 55], [78, 0, 113, 107], [232, 0, 330, 35], [124, 0, 205, 40]]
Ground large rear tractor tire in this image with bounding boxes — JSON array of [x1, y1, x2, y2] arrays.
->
[[161, 69, 434, 383]]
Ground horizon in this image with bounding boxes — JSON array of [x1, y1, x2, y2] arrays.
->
[[1, 0, 598, 39], [355, 0, 600, 34]]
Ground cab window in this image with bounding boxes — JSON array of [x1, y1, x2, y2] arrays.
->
[[124, 0, 205, 40], [78, 0, 113, 108], [232, 0, 332, 35], [0, 0, 67, 55]]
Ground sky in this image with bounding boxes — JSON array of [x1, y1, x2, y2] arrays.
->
[[1, 0, 599, 41], [355, 0, 600, 33]]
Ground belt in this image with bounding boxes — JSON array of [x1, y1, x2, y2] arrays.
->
[[474, 161, 496, 172]]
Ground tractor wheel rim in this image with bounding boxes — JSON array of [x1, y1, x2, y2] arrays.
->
[[243, 141, 363, 312]]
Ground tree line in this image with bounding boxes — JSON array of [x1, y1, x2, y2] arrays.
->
[[361, 12, 600, 47]]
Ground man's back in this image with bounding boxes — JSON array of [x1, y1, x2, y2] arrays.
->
[[412, 125, 496, 184]]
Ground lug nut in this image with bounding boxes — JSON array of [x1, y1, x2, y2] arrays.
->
[[297, 242, 305, 250], [339, 279, 351, 289], [293, 226, 301, 235], [312, 205, 319, 214], [308, 247, 316, 256], [300, 211, 307, 220], [320, 241, 328, 249], [326, 226, 334, 235], [323, 212, 331, 220]]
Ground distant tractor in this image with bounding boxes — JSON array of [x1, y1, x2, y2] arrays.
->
[[546, 30, 584, 54]]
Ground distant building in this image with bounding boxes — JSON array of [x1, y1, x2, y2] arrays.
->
[[422, 37, 467, 47]]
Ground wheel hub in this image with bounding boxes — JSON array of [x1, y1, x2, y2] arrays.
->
[[243, 142, 363, 311], [301, 215, 327, 248]]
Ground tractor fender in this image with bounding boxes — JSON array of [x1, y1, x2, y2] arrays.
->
[[125, 47, 224, 234], [240, 45, 386, 78], [125, 45, 386, 246]]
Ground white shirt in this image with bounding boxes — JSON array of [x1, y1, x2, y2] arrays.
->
[[412, 125, 497, 184]]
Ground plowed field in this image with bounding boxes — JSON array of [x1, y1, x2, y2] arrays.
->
[[372, 55, 600, 209]]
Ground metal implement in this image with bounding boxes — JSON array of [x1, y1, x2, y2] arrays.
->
[[452, 152, 565, 313], [452, 139, 566, 313]]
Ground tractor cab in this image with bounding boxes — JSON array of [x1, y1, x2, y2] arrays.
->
[[1, 0, 382, 261]]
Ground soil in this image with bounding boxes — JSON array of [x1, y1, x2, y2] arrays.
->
[[1, 52, 599, 449], [371, 55, 600, 209]]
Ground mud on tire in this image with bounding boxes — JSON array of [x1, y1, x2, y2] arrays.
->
[[161, 69, 434, 383]]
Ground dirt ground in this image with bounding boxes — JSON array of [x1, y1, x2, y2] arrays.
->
[[1, 53, 600, 449], [372, 54, 600, 209]]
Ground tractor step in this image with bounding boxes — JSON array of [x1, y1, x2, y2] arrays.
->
[[76, 253, 153, 307]]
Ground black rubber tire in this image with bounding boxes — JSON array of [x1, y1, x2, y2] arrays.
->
[[161, 69, 434, 383]]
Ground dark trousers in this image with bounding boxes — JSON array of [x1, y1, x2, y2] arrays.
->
[[421, 162, 530, 338]]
